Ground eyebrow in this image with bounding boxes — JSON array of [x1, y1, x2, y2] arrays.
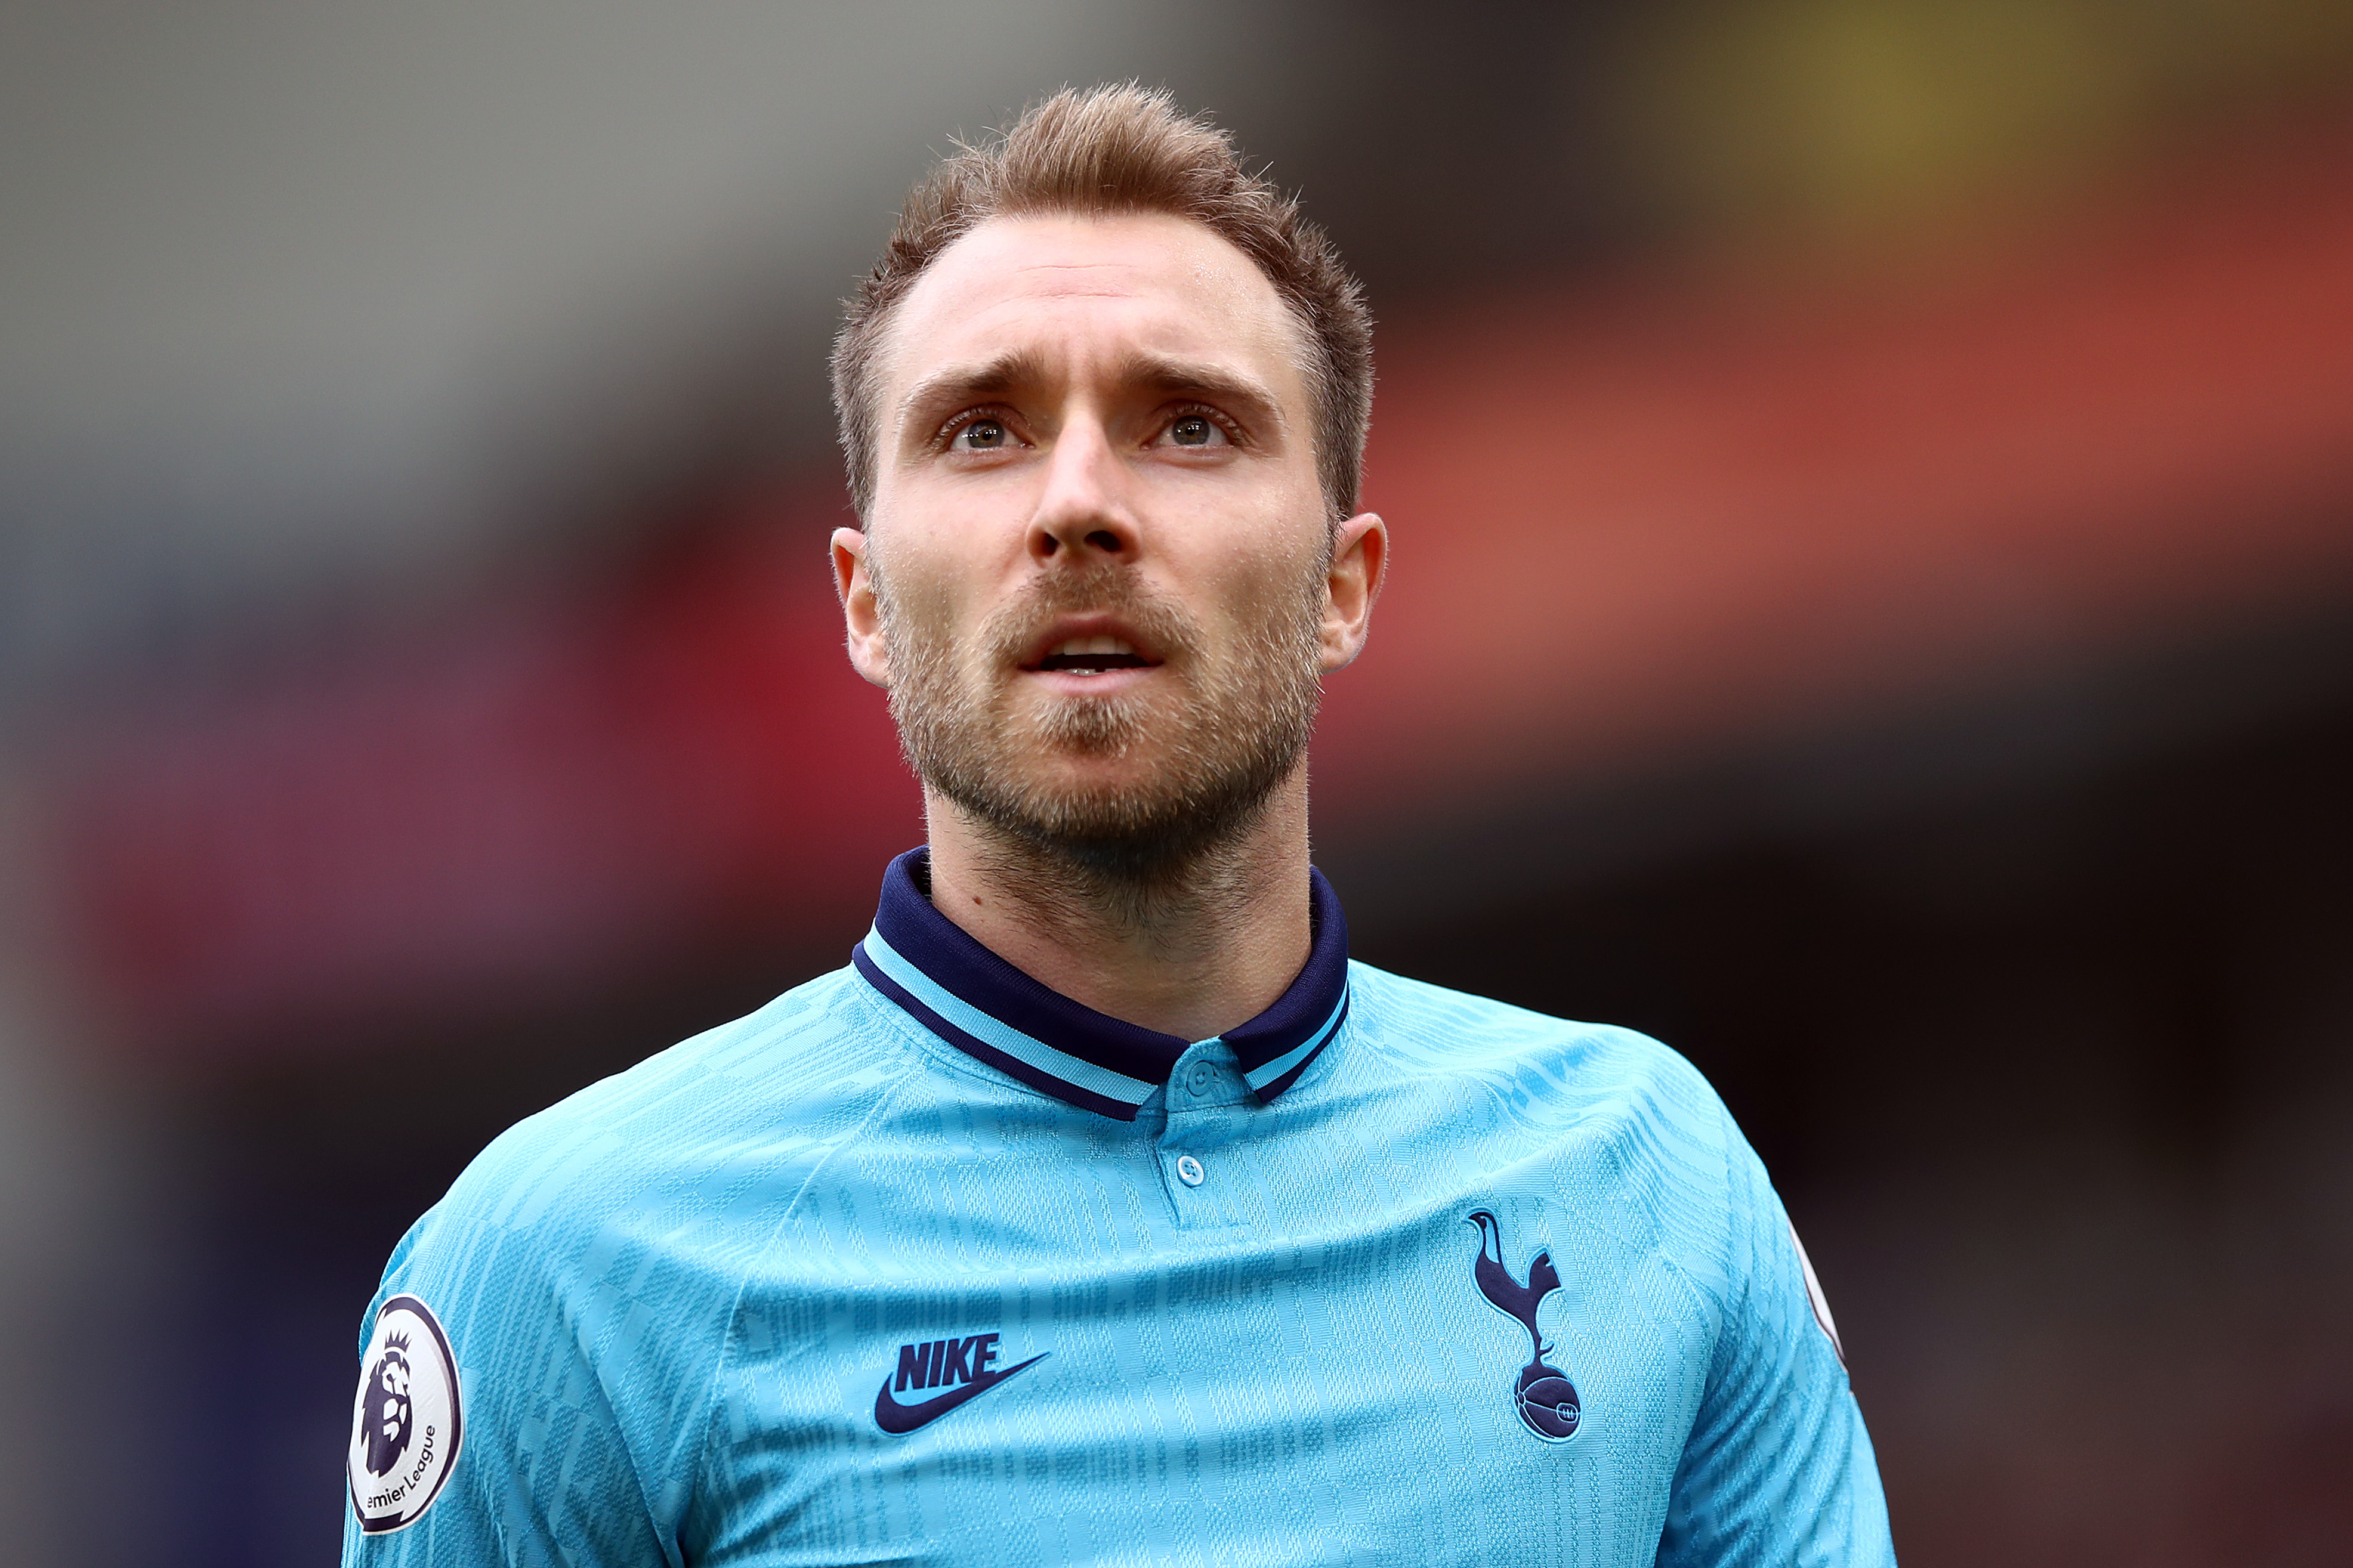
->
[[892, 350, 1290, 445], [1118, 352, 1288, 437], [894, 350, 1051, 438]]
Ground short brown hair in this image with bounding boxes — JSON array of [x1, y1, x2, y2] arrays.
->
[[832, 83, 1373, 522]]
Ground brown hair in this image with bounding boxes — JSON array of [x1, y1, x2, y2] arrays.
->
[[832, 83, 1372, 522]]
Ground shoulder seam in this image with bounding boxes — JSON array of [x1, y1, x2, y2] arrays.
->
[[687, 1026, 925, 1522], [1672, 1091, 1743, 1330]]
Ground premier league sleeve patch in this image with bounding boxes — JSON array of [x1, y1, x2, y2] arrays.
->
[[347, 1294, 463, 1533]]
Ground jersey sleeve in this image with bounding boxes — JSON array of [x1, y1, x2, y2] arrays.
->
[[339, 1196, 682, 1568], [338, 1085, 758, 1568], [1655, 1111, 1897, 1567]]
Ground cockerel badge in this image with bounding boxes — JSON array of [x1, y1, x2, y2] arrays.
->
[[1467, 1209, 1582, 1441]]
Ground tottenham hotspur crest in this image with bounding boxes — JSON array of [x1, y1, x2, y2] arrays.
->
[[347, 1294, 463, 1533], [1468, 1210, 1582, 1441]]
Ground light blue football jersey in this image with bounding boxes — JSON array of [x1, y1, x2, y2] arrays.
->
[[342, 851, 1894, 1566]]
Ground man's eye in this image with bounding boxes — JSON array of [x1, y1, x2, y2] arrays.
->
[[1163, 413, 1228, 448], [949, 419, 1014, 451]]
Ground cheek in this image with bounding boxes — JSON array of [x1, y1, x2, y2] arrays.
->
[[1222, 519, 1327, 605], [871, 538, 981, 640], [1191, 546, 1323, 655], [871, 505, 1030, 625]]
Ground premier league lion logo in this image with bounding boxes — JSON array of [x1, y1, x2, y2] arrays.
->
[[350, 1295, 462, 1535], [361, 1334, 415, 1477]]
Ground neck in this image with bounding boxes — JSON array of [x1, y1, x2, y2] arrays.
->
[[921, 771, 1314, 1042]]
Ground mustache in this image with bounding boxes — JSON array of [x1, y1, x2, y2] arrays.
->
[[978, 564, 1203, 670]]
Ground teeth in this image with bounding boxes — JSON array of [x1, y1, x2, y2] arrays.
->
[[1048, 635, 1136, 658]]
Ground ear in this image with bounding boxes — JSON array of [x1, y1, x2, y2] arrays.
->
[[832, 527, 891, 688], [1318, 511, 1388, 673]]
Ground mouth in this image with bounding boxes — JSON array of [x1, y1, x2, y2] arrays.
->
[[1019, 618, 1164, 679]]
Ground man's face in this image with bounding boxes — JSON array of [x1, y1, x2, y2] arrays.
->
[[834, 211, 1381, 875]]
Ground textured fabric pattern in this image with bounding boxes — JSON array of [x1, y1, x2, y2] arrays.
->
[[343, 938, 1894, 1564]]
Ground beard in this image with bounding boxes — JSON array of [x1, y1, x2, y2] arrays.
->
[[875, 552, 1326, 889]]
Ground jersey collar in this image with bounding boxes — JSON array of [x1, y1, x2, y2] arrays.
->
[[852, 848, 1351, 1121]]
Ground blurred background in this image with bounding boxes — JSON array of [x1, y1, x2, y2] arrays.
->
[[4, 2, 2351, 1561]]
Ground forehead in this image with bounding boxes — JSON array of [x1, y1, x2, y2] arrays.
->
[[880, 211, 1310, 412]]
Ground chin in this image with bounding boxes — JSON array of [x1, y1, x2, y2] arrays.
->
[[1019, 751, 1171, 802]]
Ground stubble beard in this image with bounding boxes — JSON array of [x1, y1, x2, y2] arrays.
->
[[876, 554, 1327, 902]]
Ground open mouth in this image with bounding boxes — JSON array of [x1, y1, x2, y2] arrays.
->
[[1024, 630, 1162, 678]]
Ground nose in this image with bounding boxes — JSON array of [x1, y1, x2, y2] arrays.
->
[[1027, 417, 1140, 565]]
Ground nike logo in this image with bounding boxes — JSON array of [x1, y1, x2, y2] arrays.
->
[[873, 1333, 1047, 1434]]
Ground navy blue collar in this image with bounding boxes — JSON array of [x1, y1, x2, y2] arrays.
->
[[852, 848, 1351, 1121]]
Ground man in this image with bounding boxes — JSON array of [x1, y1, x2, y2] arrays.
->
[[343, 85, 1895, 1566]]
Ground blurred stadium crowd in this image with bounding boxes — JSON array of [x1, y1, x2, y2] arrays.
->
[[3, 3, 2351, 1563]]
